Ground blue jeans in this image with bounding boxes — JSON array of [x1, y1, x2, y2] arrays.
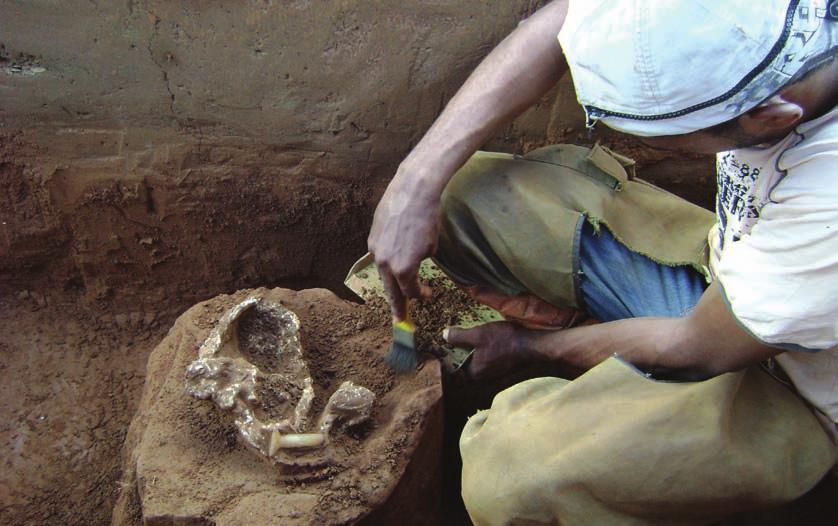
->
[[578, 221, 707, 321]]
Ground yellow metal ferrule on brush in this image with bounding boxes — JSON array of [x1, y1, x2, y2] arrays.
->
[[393, 319, 416, 333], [386, 307, 418, 373]]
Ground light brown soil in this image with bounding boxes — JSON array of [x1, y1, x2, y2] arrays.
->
[[112, 287, 443, 526]]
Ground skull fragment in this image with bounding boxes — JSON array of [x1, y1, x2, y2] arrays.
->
[[185, 296, 375, 465]]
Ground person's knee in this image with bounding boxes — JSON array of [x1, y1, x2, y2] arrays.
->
[[435, 153, 521, 291], [439, 153, 498, 220]]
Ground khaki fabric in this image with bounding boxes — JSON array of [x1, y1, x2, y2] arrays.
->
[[460, 357, 837, 526], [435, 144, 715, 309], [443, 144, 836, 524]]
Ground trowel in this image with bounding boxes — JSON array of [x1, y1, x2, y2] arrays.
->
[[344, 253, 503, 373]]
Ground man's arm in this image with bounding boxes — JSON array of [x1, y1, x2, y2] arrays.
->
[[368, 0, 570, 320], [447, 282, 782, 380], [392, 1, 570, 198]]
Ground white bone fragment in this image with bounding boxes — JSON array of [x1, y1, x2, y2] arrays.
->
[[270, 430, 326, 455], [318, 381, 376, 434], [185, 296, 377, 467]]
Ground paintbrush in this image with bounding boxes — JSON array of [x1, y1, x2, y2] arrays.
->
[[384, 301, 417, 374]]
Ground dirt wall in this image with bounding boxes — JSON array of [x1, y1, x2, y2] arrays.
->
[[2, 1, 552, 137], [0, 0, 713, 311], [0, 1, 578, 310]]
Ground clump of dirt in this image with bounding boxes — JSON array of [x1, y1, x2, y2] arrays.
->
[[255, 375, 305, 420], [361, 275, 481, 364], [414, 277, 482, 357], [112, 287, 443, 526], [237, 307, 298, 373]]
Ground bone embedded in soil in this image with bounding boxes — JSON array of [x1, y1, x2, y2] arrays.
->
[[112, 287, 444, 526], [185, 296, 376, 464]]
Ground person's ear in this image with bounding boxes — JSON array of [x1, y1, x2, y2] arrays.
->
[[737, 95, 804, 135]]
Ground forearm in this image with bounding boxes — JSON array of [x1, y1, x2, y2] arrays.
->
[[396, 1, 569, 199], [524, 317, 710, 379], [522, 282, 781, 379]]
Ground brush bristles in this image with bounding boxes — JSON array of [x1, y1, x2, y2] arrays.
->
[[385, 329, 417, 373]]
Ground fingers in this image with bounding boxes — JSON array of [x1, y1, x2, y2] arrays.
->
[[444, 322, 526, 380], [443, 327, 484, 379], [442, 326, 482, 349], [367, 172, 444, 320], [393, 265, 425, 301], [367, 198, 439, 320], [376, 259, 434, 320], [377, 263, 407, 320]]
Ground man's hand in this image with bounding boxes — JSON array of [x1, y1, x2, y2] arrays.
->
[[445, 322, 541, 379], [367, 170, 439, 320], [366, 1, 570, 319], [441, 282, 782, 383]]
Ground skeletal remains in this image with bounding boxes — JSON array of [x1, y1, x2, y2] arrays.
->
[[185, 296, 375, 464]]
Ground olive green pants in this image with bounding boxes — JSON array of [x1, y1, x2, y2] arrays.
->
[[435, 144, 715, 310], [438, 145, 836, 525]]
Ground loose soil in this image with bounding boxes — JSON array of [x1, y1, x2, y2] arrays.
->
[[360, 276, 482, 363]]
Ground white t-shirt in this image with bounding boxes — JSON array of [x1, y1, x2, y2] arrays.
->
[[709, 106, 837, 425]]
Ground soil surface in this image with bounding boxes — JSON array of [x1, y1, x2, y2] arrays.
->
[[111, 287, 443, 526], [0, 293, 174, 526]]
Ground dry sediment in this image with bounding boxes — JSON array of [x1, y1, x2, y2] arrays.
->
[[111, 287, 443, 526]]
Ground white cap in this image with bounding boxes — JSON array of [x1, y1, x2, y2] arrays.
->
[[558, 0, 838, 136]]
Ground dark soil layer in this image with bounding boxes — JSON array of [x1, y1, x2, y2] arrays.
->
[[0, 132, 378, 315]]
